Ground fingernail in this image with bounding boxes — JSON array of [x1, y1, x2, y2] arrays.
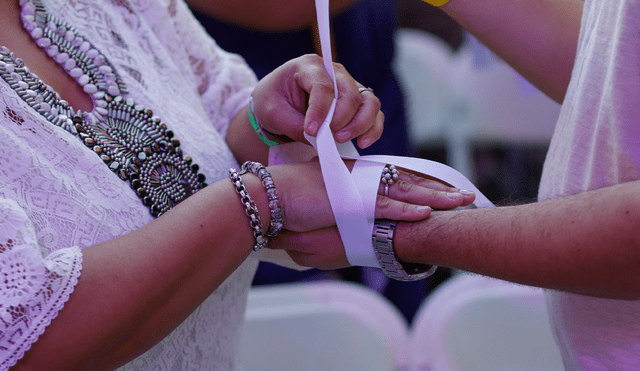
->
[[306, 121, 318, 134], [460, 190, 475, 197], [416, 205, 432, 212], [359, 138, 371, 148], [447, 192, 462, 200], [336, 131, 350, 142]]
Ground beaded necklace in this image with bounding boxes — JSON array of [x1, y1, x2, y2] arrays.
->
[[0, 0, 207, 217]]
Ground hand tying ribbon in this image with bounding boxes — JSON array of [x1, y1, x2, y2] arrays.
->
[[263, 0, 494, 269]]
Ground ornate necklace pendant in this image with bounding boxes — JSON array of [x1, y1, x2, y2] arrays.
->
[[1, 0, 208, 217]]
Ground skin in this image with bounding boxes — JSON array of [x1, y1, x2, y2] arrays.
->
[[393, 183, 640, 300], [271, 0, 640, 301], [440, 0, 583, 103], [1, 1, 471, 369], [185, 0, 361, 31]]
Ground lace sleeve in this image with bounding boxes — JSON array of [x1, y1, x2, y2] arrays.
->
[[0, 199, 83, 371]]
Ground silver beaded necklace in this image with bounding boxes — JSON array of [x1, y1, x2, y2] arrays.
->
[[0, 0, 207, 217]]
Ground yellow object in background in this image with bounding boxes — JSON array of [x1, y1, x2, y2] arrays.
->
[[422, 0, 450, 7]]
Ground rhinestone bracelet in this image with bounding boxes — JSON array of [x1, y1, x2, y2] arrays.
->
[[241, 161, 284, 237], [229, 167, 268, 251]]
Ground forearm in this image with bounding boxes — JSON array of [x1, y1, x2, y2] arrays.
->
[[441, 0, 583, 103], [226, 104, 270, 165], [16, 177, 269, 370], [396, 181, 640, 299], [186, 0, 360, 30]]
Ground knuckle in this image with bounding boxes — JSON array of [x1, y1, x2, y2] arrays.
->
[[398, 180, 413, 194], [376, 196, 392, 210], [316, 80, 336, 95], [339, 89, 362, 107], [303, 53, 321, 64], [332, 62, 347, 73], [426, 188, 440, 200], [261, 100, 279, 123], [371, 96, 382, 111], [402, 202, 414, 214]]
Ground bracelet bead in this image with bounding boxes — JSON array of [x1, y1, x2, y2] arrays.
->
[[241, 161, 284, 237], [229, 167, 268, 251]]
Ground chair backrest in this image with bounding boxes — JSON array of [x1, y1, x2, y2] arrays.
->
[[393, 29, 561, 181], [393, 28, 561, 147], [410, 273, 565, 371], [239, 281, 411, 371], [392, 28, 458, 146]]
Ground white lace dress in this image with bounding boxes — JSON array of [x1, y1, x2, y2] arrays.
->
[[0, 0, 260, 369]]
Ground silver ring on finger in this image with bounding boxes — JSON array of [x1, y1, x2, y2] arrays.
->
[[381, 165, 399, 196], [358, 87, 374, 94]]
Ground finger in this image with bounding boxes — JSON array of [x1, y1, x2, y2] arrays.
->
[[332, 85, 382, 144], [355, 110, 384, 149], [334, 86, 383, 141], [257, 96, 308, 144], [328, 64, 363, 136], [374, 196, 433, 221], [379, 168, 477, 208], [294, 56, 342, 137]]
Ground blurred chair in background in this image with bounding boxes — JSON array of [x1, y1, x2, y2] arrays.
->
[[392, 28, 560, 201], [410, 273, 565, 371], [239, 281, 410, 371], [240, 277, 565, 371]]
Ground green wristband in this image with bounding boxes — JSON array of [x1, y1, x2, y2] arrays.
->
[[248, 101, 281, 147]]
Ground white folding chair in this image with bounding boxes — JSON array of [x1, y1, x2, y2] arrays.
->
[[410, 273, 565, 371], [393, 29, 561, 182], [239, 281, 411, 371]]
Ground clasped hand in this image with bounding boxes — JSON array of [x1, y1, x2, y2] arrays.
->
[[247, 54, 474, 269], [266, 161, 475, 269]]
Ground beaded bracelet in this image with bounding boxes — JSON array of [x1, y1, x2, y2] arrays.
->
[[241, 161, 284, 237], [229, 167, 268, 251]]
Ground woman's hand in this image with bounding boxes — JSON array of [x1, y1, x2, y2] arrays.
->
[[268, 161, 475, 233], [266, 161, 475, 269], [251, 54, 384, 150]]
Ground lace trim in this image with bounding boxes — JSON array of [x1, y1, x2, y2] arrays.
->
[[0, 247, 82, 371], [0, 199, 83, 370]]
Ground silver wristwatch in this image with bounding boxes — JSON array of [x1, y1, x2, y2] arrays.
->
[[372, 219, 437, 281]]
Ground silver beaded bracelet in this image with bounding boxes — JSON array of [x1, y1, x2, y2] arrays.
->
[[229, 167, 268, 251], [241, 161, 284, 237]]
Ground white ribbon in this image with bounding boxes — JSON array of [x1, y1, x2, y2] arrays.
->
[[261, 0, 494, 269]]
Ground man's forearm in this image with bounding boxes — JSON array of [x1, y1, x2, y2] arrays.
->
[[395, 180, 640, 299], [441, 0, 583, 103]]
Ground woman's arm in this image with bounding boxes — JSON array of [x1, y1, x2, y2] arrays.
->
[[16, 161, 473, 370], [226, 104, 270, 164], [395, 180, 640, 300], [15, 176, 269, 370], [441, 0, 583, 103]]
